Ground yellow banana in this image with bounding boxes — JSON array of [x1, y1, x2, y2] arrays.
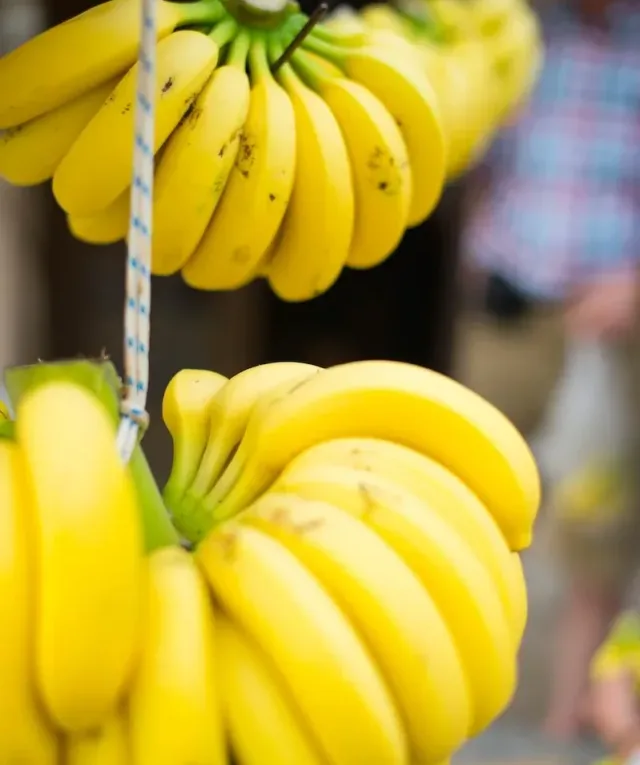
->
[[275, 436, 522, 647], [161, 368, 229, 515], [245, 492, 471, 762], [65, 710, 129, 765], [0, 440, 59, 764], [67, 189, 131, 245], [197, 523, 407, 765], [54, 29, 218, 216], [184, 362, 320, 540], [305, 36, 445, 228], [218, 615, 326, 765], [182, 35, 296, 291], [261, 55, 354, 302], [488, 6, 542, 123], [151, 25, 251, 276], [292, 49, 411, 270], [129, 546, 225, 765], [509, 553, 528, 648], [17, 381, 143, 731], [0, 77, 117, 185], [209, 360, 540, 551], [267, 467, 516, 734], [441, 41, 496, 177], [0, 0, 220, 128]]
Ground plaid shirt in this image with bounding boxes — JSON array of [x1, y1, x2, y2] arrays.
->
[[463, 1, 640, 300]]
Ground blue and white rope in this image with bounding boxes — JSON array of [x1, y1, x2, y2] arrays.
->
[[115, 0, 157, 463]]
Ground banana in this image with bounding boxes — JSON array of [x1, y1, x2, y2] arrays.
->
[[65, 710, 129, 765], [129, 546, 225, 765], [210, 360, 540, 550], [260, 51, 354, 302], [0, 77, 118, 185], [488, 6, 542, 123], [0, 0, 221, 128], [53, 29, 219, 216], [183, 362, 320, 541], [151, 25, 251, 276], [509, 553, 528, 647], [442, 41, 496, 177], [304, 36, 445, 228], [274, 436, 523, 646], [266, 468, 516, 734], [68, 189, 131, 244], [245, 492, 471, 762], [181, 34, 296, 291], [0, 440, 59, 764], [17, 381, 143, 731], [162, 368, 229, 516], [218, 615, 326, 765], [292, 49, 411, 270], [197, 523, 407, 765]]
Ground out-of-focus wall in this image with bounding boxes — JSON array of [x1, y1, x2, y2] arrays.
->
[[0, 0, 48, 392]]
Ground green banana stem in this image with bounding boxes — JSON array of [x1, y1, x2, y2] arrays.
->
[[4, 359, 180, 552], [290, 48, 334, 89], [208, 16, 239, 46], [177, 0, 228, 27], [300, 33, 347, 66], [225, 28, 252, 68]]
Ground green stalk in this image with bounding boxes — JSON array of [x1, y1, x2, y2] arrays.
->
[[177, 0, 227, 27], [290, 48, 334, 89], [225, 28, 252, 68], [301, 33, 347, 65], [4, 359, 180, 552], [208, 16, 239, 46]]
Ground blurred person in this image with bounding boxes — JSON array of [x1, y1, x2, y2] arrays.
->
[[453, 0, 640, 742]]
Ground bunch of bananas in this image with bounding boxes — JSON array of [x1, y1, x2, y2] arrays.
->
[[333, 0, 543, 178], [0, 355, 539, 764], [0, 0, 541, 302]]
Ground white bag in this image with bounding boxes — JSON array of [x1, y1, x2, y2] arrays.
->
[[531, 337, 632, 491]]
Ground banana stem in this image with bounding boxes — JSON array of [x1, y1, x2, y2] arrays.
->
[[271, 4, 328, 73], [209, 17, 238, 46], [4, 359, 180, 552], [300, 33, 345, 65], [225, 29, 251, 68], [179, 0, 227, 26]]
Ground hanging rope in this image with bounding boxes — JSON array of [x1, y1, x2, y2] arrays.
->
[[116, 0, 157, 463]]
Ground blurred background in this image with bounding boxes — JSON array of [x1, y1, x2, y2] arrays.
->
[[2, 0, 639, 763]]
